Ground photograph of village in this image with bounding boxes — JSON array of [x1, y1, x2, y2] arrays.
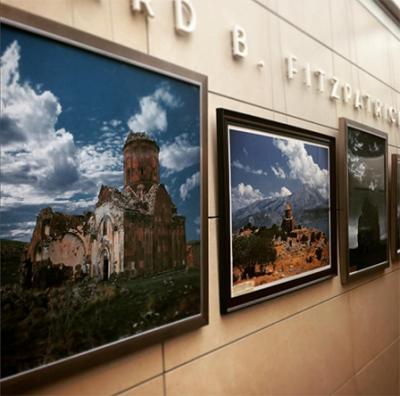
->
[[1, 25, 202, 378], [228, 127, 332, 298], [347, 128, 387, 271]]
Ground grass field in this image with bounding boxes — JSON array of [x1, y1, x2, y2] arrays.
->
[[1, 267, 200, 378]]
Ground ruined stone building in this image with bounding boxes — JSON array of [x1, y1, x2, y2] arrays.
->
[[26, 132, 187, 280], [281, 203, 296, 234]]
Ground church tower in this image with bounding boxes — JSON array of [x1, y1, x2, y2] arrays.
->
[[281, 203, 296, 234], [123, 132, 160, 191]]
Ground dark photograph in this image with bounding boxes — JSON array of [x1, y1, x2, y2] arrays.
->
[[347, 127, 388, 272], [393, 154, 400, 257], [397, 157, 400, 254]]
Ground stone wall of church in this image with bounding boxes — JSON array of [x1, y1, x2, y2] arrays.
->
[[93, 202, 125, 278], [28, 208, 92, 275]]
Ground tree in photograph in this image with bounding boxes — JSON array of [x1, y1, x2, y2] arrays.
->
[[232, 233, 276, 277]]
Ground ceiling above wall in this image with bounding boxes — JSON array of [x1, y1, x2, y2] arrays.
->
[[376, 0, 400, 25]]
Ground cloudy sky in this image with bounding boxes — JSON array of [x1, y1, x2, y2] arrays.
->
[[1, 25, 201, 241], [229, 127, 330, 212]]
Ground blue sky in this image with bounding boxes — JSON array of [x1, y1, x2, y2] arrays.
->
[[229, 127, 330, 212], [0, 25, 201, 241]]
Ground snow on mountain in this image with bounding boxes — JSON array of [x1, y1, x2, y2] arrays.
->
[[232, 185, 330, 234]]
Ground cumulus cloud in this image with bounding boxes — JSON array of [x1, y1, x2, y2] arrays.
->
[[268, 186, 292, 199], [109, 119, 122, 128], [127, 85, 181, 136], [159, 134, 199, 173], [232, 160, 268, 176], [180, 172, 200, 201], [271, 164, 286, 179], [1, 41, 79, 195], [231, 182, 264, 212], [348, 152, 366, 182], [101, 119, 123, 132], [274, 138, 329, 199], [0, 41, 123, 212]]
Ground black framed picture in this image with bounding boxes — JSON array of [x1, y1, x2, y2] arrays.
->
[[0, 6, 208, 389], [339, 118, 389, 283], [217, 109, 337, 313], [391, 154, 400, 262]]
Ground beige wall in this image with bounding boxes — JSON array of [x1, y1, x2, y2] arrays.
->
[[1, 0, 399, 394]]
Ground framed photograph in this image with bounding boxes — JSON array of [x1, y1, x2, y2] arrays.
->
[[391, 154, 400, 262], [0, 5, 208, 389], [339, 118, 389, 283], [217, 109, 337, 313]]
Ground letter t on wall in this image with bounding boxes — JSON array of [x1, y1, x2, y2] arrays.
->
[[131, 0, 155, 18], [174, 0, 196, 34]]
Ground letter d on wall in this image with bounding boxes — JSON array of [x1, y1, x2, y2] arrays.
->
[[174, 0, 196, 35], [232, 25, 248, 59]]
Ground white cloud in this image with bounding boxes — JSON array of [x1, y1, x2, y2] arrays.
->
[[368, 180, 378, 191], [231, 182, 265, 212], [0, 41, 123, 212], [109, 119, 122, 128], [159, 134, 199, 173], [0, 221, 36, 240], [127, 85, 181, 136], [180, 172, 200, 201], [274, 138, 329, 199], [232, 160, 268, 176], [268, 186, 292, 199], [1, 41, 79, 194], [271, 164, 286, 179], [194, 216, 200, 235], [348, 153, 366, 182], [101, 119, 122, 132]]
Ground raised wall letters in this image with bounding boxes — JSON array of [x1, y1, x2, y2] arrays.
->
[[232, 25, 248, 59], [174, 0, 196, 35]]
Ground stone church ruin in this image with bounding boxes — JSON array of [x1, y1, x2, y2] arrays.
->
[[24, 132, 187, 281]]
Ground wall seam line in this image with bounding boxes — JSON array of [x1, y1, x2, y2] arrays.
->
[[108, 0, 115, 43], [145, 14, 150, 54], [249, 0, 400, 94], [162, 342, 167, 396], [111, 373, 164, 396], [328, 0, 339, 125], [163, 267, 400, 374], [356, 0, 400, 41], [208, 89, 400, 138], [330, 336, 400, 395], [209, 90, 335, 130]]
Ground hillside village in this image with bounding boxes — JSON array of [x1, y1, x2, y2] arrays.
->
[[232, 203, 329, 296]]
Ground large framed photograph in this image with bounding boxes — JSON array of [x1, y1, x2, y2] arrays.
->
[[217, 109, 337, 313], [0, 6, 208, 389], [391, 154, 400, 262], [339, 118, 389, 283]]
